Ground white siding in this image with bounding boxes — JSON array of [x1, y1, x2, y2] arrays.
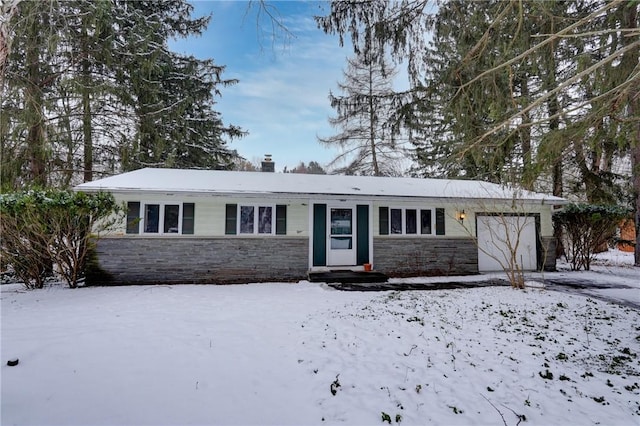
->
[[371, 200, 554, 238], [107, 193, 309, 237], [104, 193, 554, 239]]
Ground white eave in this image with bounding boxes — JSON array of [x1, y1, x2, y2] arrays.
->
[[74, 168, 568, 205]]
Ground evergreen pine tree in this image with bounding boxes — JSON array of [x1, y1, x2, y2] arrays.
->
[[319, 49, 405, 176], [1, 0, 242, 189]]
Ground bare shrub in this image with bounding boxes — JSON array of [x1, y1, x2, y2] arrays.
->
[[0, 190, 120, 288]]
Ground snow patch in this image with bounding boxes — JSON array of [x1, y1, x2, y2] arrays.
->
[[2, 277, 638, 425]]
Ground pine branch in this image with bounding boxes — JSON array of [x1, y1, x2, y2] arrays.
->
[[454, 0, 624, 94]]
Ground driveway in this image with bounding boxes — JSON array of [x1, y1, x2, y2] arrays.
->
[[328, 269, 640, 310], [535, 272, 640, 310]]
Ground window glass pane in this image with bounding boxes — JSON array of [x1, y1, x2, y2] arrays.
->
[[390, 208, 402, 234], [421, 210, 432, 234], [331, 208, 352, 235], [182, 203, 195, 235], [144, 204, 159, 233], [240, 206, 254, 234], [164, 205, 179, 233], [126, 202, 140, 234], [331, 236, 352, 249], [406, 209, 417, 234], [258, 206, 272, 234]]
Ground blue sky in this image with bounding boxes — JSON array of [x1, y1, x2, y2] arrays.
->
[[169, 1, 354, 171]]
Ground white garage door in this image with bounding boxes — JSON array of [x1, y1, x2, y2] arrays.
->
[[477, 215, 537, 272]]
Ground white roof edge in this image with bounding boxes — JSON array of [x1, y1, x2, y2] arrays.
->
[[76, 187, 567, 205]]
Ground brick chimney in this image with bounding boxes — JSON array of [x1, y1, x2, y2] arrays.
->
[[261, 154, 275, 172]]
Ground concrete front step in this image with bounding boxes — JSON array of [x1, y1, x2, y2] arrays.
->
[[308, 270, 389, 284]]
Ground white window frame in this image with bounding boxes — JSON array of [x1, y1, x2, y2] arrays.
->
[[237, 204, 275, 235], [388, 207, 434, 236], [140, 202, 184, 235]]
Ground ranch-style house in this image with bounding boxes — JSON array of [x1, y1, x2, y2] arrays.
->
[[75, 163, 566, 284]]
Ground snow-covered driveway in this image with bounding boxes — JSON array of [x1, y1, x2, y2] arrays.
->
[[540, 250, 640, 309], [542, 272, 640, 309]]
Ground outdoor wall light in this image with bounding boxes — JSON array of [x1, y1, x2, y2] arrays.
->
[[458, 210, 466, 223]]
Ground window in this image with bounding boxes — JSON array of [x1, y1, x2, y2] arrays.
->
[[240, 206, 255, 234], [330, 208, 353, 249], [406, 209, 417, 234], [144, 204, 160, 233], [420, 210, 432, 234], [379, 207, 439, 235], [390, 209, 402, 234], [126, 202, 194, 235], [331, 208, 352, 235], [182, 203, 195, 235], [258, 206, 272, 234], [163, 205, 179, 233], [238, 205, 274, 234], [226, 204, 287, 235]]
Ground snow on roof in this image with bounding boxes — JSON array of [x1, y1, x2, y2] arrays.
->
[[75, 168, 567, 204]]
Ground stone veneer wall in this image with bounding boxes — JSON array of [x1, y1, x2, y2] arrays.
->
[[372, 237, 479, 277], [88, 237, 309, 285], [372, 236, 558, 276]]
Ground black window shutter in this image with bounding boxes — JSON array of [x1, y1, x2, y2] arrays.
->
[[275, 205, 287, 235], [126, 202, 140, 234], [379, 207, 389, 235], [225, 204, 237, 235], [312, 204, 327, 266], [356, 205, 369, 264], [435, 208, 445, 235]]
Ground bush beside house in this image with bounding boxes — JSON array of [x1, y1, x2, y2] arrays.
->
[[0, 190, 120, 288], [554, 203, 631, 271]]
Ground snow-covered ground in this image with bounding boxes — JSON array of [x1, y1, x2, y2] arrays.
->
[[2, 251, 639, 425]]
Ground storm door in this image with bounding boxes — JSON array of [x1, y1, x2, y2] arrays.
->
[[327, 207, 357, 266]]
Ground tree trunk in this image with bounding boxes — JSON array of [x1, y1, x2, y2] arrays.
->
[[547, 46, 563, 259], [25, 8, 47, 187], [368, 57, 380, 176], [625, 3, 640, 266], [520, 77, 533, 190], [81, 16, 93, 182], [60, 89, 75, 187], [82, 69, 93, 182]]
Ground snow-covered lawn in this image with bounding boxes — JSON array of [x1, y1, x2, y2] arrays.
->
[[2, 253, 639, 425]]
